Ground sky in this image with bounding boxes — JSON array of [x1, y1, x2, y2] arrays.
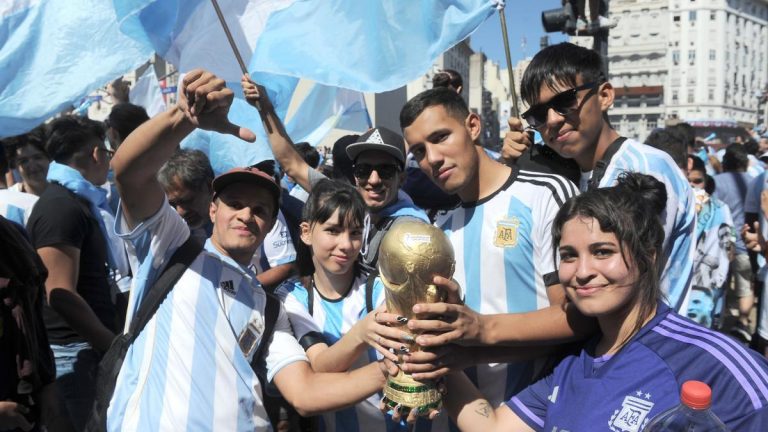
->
[[470, 1, 568, 67]]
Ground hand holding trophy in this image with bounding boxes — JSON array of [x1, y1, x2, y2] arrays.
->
[[377, 218, 455, 416]]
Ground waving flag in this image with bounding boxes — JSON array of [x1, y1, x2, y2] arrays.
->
[[2, 0, 496, 166], [129, 66, 167, 117], [0, 0, 151, 138], [115, 0, 296, 83], [285, 84, 371, 146], [252, 0, 498, 91]]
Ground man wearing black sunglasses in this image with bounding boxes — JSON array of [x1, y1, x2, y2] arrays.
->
[[242, 76, 428, 273], [505, 42, 695, 315]]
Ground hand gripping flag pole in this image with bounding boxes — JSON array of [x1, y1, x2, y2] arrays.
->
[[209, 0, 273, 133]]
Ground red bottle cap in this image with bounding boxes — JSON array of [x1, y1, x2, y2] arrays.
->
[[681, 380, 712, 410]]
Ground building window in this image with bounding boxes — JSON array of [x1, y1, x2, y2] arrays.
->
[[688, 90, 694, 103], [709, 49, 716, 61], [688, 50, 696, 65], [673, 50, 680, 65], [672, 90, 679, 102], [710, 12, 716, 20], [673, 14, 680, 22], [689, 11, 696, 23], [708, 88, 714, 100]]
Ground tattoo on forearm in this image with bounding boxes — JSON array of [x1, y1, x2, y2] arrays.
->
[[474, 402, 491, 418]]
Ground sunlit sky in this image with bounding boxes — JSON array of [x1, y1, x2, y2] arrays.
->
[[470, 1, 568, 67]]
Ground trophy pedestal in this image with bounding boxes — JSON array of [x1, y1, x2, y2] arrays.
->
[[383, 370, 442, 415]]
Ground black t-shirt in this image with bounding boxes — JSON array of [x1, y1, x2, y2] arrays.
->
[[27, 183, 116, 344]]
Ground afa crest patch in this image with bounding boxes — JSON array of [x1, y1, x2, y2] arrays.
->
[[609, 390, 655, 432], [494, 217, 520, 248]]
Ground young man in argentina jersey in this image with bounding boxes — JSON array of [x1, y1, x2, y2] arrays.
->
[[108, 70, 388, 432], [399, 87, 581, 430], [503, 42, 695, 314]]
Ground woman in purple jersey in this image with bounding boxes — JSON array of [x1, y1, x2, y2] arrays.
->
[[428, 172, 768, 431]]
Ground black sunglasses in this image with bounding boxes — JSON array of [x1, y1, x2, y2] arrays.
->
[[522, 82, 600, 128], [689, 177, 705, 185], [353, 163, 401, 180]]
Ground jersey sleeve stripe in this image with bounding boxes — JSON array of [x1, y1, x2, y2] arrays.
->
[[652, 325, 766, 409], [666, 314, 768, 390], [515, 177, 566, 207], [543, 271, 559, 287], [298, 331, 326, 350], [519, 170, 579, 197], [508, 396, 545, 428], [517, 174, 575, 206]]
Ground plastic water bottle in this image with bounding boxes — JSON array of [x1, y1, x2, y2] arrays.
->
[[643, 381, 729, 431]]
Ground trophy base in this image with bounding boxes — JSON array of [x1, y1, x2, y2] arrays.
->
[[382, 376, 442, 415]]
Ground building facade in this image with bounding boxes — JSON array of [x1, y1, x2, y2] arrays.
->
[[578, 0, 768, 141]]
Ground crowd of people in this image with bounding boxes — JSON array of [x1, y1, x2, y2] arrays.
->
[[1, 42, 768, 431]]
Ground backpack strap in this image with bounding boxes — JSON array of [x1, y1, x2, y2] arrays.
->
[[251, 291, 281, 395], [128, 235, 203, 341], [86, 235, 203, 432], [299, 276, 314, 316], [365, 270, 377, 314], [251, 292, 280, 369]]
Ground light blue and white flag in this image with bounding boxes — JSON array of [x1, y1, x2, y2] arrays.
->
[[182, 81, 372, 174], [0, 0, 151, 138], [252, 0, 498, 92], [129, 66, 167, 117], [285, 83, 371, 147], [115, 0, 296, 83]]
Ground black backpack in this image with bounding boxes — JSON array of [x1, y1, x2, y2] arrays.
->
[[85, 236, 281, 431]]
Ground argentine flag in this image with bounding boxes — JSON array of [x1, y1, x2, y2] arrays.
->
[[0, 0, 151, 138], [2, 0, 497, 157]]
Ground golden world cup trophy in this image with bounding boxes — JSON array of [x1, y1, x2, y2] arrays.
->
[[378, 218, 455, 415]]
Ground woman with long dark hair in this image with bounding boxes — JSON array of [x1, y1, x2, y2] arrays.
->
[[438, 173, 768, 431]]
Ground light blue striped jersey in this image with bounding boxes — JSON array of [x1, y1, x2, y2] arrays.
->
[[276, 275, 404, 432], [0, 188, 38, 226], [109, 201, 307, 432], [432, 168, 577, 413], [597, 138, 696, 313]]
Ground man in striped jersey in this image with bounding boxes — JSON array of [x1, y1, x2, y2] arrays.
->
[[399, 87, 581, 429], [108, 70, 387, 431], [505, 42, 695, 313]]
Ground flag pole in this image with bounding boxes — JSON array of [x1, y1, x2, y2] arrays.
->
[[209, 0, 272, 132], [498, 3, 520, 118], [210, 0, 247, 74]]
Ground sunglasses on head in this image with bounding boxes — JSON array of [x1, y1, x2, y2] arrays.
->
[[353, 163, 401, 180], [522, 82, 600, 128]]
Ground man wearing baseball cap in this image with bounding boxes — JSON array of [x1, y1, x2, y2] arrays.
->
[[107, 69, 387, 431], [242, 76, 428, 272]]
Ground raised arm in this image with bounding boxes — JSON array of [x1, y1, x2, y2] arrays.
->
[[113, 70, 255, 229], [241, 75, 315, 192]]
